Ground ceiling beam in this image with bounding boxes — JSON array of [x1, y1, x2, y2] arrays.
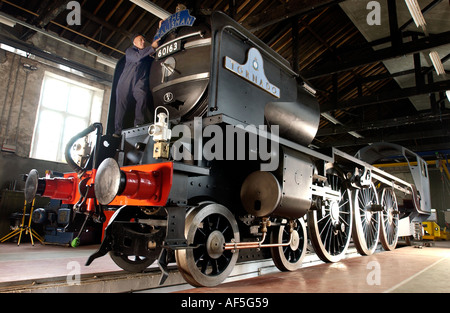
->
[[0, 33, 113, 83], [241, 0, 344, 32], [318, 129, 450, 149], [321, 79, 450, 112], [19, 0, 67, 41], [317, 112, 450, 137], [301, 30, 450, 80]]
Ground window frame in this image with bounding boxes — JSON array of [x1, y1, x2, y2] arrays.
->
[[30, 71, 104, 163]]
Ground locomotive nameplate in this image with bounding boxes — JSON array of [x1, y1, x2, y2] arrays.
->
[[153, 9, 196, 41], [224, 48, 280, 98]]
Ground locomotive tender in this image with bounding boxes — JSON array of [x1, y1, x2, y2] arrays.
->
[[24, 11, 431, 287]]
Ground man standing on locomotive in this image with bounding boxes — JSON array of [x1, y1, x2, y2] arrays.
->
[[113, 32, 161, 137]]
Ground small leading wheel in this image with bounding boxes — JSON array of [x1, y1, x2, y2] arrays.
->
[[308, 172, 353, 263], [270, 218, 307, 271], [110, 251, 160, 272], [379, 187, 399, 251], [352, 183, 380, 256], [175, 203, 240, 287], [108, 222, 163, 272]]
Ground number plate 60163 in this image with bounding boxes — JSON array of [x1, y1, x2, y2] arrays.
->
[[156, 41, 181, 60]]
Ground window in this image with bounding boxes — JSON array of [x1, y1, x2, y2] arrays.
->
[[31, 72, 103, 163]]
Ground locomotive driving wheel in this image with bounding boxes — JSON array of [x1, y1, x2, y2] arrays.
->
[[308, 171, 352, 263], [379, 187, 399, 251], [352, 183, 380, 255], [270, 218, 307, 271], [175, 203, 240, 287]]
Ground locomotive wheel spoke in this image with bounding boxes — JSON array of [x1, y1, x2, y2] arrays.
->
[[175, 203, 239, 287], [379, 188, 399, 251], [352, 183, 380, 256], [270, 218, 307, 272], [308, 172, 353, 263]]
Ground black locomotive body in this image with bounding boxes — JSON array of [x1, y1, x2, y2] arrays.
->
[[25, 11, 431, 287]]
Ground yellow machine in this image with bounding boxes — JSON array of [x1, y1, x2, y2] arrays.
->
[[422, 221, 450, 240]]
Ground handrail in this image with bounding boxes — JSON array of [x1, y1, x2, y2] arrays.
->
[[64, 123, 103, 176]]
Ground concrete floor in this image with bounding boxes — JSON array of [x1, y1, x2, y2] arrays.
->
[[1, 240, 449, 293], [0, 242, 121, 285], [179, 241, 450, 293]]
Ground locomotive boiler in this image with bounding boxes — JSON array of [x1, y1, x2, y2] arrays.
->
[[24, 10, 431, 287]]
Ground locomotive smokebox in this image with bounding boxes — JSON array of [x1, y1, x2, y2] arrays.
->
[[149, 22, 211, 122]]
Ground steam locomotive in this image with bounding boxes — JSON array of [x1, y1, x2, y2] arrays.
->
[[24, 10, 431, 287]]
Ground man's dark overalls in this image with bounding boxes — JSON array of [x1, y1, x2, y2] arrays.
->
[[114, 44, 155, 136]]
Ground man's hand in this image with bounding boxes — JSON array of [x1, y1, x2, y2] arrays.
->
[[151, 38, 161, 49]]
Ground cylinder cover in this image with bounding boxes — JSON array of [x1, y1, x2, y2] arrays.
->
[[240, 148, 313, 219], [240, 171, 281, 217]]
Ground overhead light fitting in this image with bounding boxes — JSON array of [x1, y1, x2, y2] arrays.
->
[[404, 0, 427, 30], [321, 113, 364, 139], [130, 0, 171, 19], [0, 15, 16, 28], [321, 113, 342, 125], [347, 131, 364, 139], [429, 51, 446, 75], [302, 82, 317, 96]]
